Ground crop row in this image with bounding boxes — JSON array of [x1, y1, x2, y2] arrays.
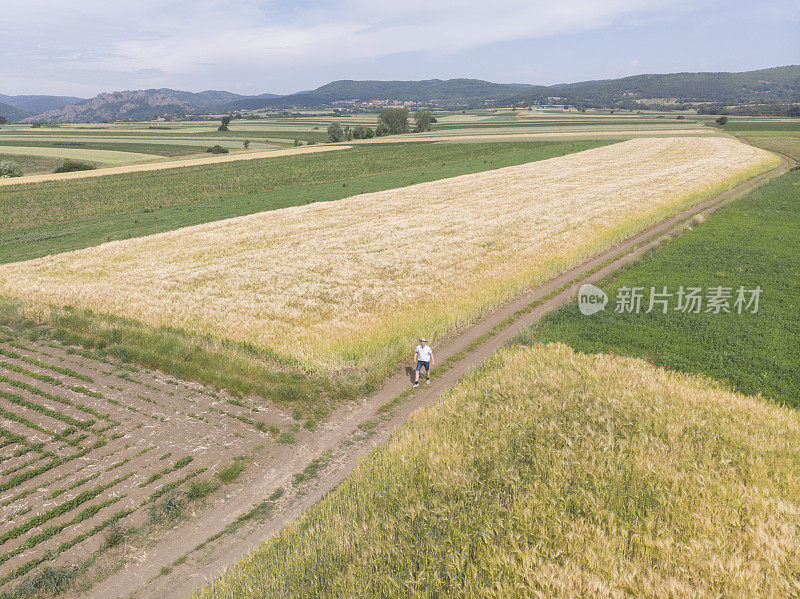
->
[[145, 468, 207, 504], [138, 456, 194, 488], [0, 348, 93, 382], [1, 508, 134, 586], [0, 388, 94, 430], [50, 471, 101, 499], [0, 496, 123, 566], [0, 472, 132, 547], [2, 452, 54, 477], [0, 371, 113, 423], [0, 427, 39, 452], [0, 358, 105, 403], [0, 438, 106, 493], [0, 404, 77, 447]]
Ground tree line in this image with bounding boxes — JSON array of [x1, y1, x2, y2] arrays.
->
[[327, 108, 433, 142]]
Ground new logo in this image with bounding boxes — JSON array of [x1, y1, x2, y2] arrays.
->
[[578, 283, 608, 315]]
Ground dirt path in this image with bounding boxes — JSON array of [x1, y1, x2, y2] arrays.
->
[[0, 145, 350, 187], [80, 153, 793, 599]]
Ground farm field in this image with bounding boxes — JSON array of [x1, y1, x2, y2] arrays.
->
[[0, 331, 297, 597], [715, 119, 800, 161], [0, 120, 324, 175], [0, 110, 793, 598], [0, 145, 158, 166], [196, 343, 800, 598], [527, 169, 800, 406], [0, 141, 608, 262], [0, 108, 719, 176], [745, 136, 800, 161], [0, 138, 779, 395], [0, 138, 213, 157], [353, 128, 719, 144], [0, 154, 67, 176], [0, 145, 348, 188]]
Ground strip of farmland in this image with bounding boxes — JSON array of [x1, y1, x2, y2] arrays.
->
[[0, 137, 779, 375]]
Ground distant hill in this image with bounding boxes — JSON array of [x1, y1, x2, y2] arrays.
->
[[154, 89, 248, 108], [20, 89, 251, 123], [225, 78, 536, 110], [509, 65, 800, 106], [0, 101, 30, 121], [225, 68, 800, 110], [0, 94, 86, 116], [13, 65, 800, 123], [23, 90, 191, 123]]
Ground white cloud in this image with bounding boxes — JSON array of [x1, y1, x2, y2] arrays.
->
[[12, 0, 780, 95], [98, 0, 686, 74], [1, 1, 688, 75]]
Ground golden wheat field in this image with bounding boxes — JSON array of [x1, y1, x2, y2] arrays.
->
[[0, 137, 778, 371]]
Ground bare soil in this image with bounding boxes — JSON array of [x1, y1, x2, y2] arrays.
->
[[0, 336, 296, 595]]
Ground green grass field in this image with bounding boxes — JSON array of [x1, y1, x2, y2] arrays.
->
[[0, 154, 70, 175], [717, 121, 800, 132], [195, 344, 800, 598], [1, 141, 610, 263], [525, 170, 800, 406], [743, 136, 800, 161]]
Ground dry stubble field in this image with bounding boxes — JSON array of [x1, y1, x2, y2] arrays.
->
[[0, 137, 778, 378]]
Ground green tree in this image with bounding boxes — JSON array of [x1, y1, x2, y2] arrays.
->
[[787, 106, 800, 118], [378, 107, 409, 134], [343, 125, 353, 141], [413, 110, 432, 133], [327, 122, 344, 142], [716, 116, 728, 125], [375, 122, 390, 137], [243, 139, 250, 149], [218, 116, 231, 131], [0, 161, 22, 178]]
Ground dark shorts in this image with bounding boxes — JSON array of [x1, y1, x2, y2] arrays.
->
[[416, 360, 430, 372]]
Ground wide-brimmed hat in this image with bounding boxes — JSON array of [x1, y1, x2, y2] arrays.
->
[[420, 337, 427, 342]]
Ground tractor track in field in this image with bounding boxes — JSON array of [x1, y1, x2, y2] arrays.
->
[[74, 151, 794, 599]]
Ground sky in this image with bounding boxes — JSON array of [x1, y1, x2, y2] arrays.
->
[[1, 0, 798, 97]]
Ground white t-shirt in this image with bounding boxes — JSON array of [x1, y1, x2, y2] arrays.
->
[[416, 344, 432, 362]]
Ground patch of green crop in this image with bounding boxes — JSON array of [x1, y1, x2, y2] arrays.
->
[[217, 458, 246, 484], [524, 170, 800, 406]]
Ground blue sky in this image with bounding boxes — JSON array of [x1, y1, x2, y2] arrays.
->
[[1, 0, 797, 97]]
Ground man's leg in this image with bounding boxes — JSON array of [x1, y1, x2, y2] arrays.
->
[[414, 361, 420, 386]]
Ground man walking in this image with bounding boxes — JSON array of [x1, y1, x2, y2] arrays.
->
[[414, 338, 433, 387]]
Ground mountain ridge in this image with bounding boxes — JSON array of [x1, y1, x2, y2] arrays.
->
[[6, 65, 798, 123]]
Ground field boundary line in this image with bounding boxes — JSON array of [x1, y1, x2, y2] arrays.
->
[[76, 151, 793, 599]]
